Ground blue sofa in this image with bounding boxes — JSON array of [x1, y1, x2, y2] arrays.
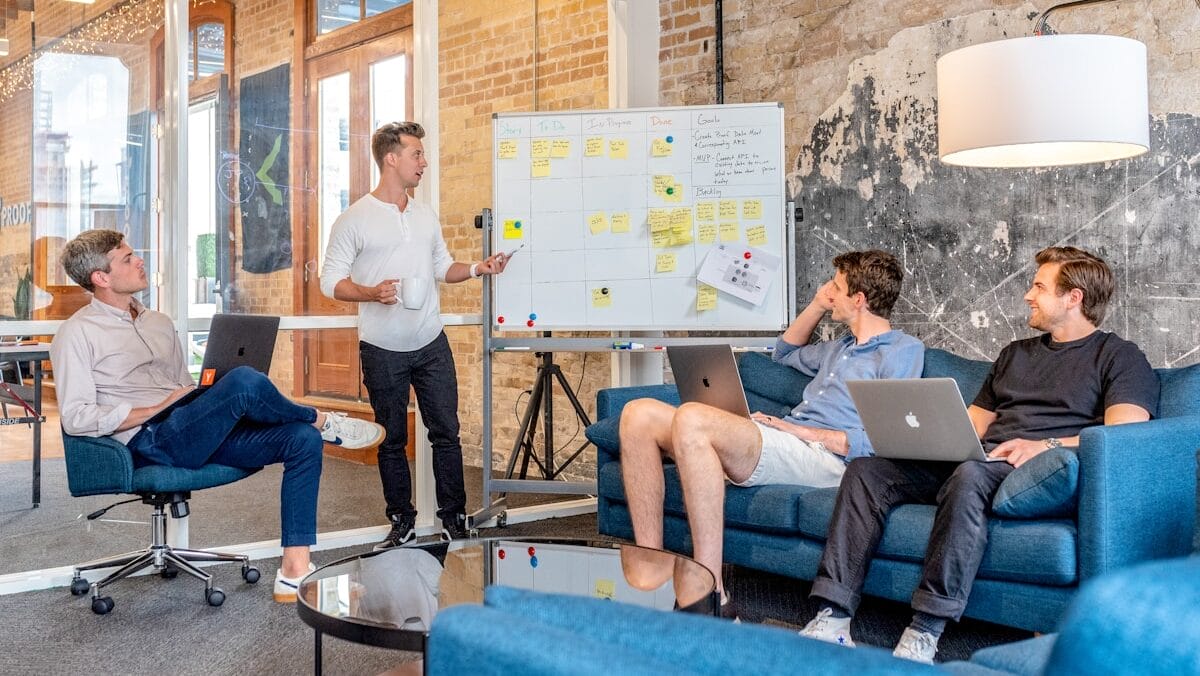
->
[[425, 556, 1200, 674], [589, 347, 1200, 632]]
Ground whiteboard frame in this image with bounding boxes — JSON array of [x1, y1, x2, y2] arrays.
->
[[489, 103, 793, 332]]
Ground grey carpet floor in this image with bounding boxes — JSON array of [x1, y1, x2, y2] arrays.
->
[[0, 457, 567, 575], [0, 510, 1030, 674]]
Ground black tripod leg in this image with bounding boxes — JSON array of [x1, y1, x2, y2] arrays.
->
[[541, 367, 596, 479], [505, 366, 545, 481]]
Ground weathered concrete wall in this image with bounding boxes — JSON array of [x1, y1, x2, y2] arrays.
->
[[663, 0, 1200, 366]]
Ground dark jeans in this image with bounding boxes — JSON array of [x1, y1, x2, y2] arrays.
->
[[810, 457, 1014, 621], [127, 366, 323, 547], [360, 332, 466, 521]]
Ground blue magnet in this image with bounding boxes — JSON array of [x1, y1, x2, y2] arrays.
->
[[666, 135, 674, 144], [515, 221, 522, 228], [529, 313, 537, 320], [530, 556, 539, 568]]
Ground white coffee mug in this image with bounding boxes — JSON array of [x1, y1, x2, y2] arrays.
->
[[400, 277, 429, 309]]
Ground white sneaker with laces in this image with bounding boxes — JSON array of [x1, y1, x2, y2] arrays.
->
[[321, 412, 384, 449], [893, 627, 939, 664], [799, 607, 856, 647], [273, 563, 317, 603]]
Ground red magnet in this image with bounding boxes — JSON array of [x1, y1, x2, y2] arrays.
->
[[498, 549, 506, 559], [497, 316, 505, 324], [527, 546, 536, 557], [743, 251, 752, 260], [527, 319, 535, 327]]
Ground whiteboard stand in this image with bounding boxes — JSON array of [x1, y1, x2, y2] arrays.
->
[[502, 345, 595, 482]]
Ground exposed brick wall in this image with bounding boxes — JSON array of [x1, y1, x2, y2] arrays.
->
[[438, 0, 609, 478]]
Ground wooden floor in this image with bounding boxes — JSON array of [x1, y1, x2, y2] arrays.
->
[[0, 398, 63, 462]]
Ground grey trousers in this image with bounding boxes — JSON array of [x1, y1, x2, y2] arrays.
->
[[809, 456, 1014, 621]]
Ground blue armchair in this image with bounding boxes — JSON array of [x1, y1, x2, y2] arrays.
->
[[63, 431, 263, 615]]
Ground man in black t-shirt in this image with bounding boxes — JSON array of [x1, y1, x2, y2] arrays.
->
[[797, 246, 1159, 663]]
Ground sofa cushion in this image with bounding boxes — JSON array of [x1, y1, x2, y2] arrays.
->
[[596, 459, 823, 534], [793, 489, 1078, 585], [922, 348, 992, 403], [585, 415, 621, 454], [1155, 362, 1200, 419], [967, 634, 1058, 676], [992, 448, 1079, 518], [737, 351, 810, 413]]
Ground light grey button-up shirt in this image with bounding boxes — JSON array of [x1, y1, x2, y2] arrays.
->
[[50, 298, 192, 443]]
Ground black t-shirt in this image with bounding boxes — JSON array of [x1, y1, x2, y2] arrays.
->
[[972, 331, 1159, 449]]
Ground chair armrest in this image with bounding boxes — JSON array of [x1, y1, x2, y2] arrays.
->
[[1076, 416, 1200, 580], [62, 433, 135, 496], [595, 384, 680, 421]]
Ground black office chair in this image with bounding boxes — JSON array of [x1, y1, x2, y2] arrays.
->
[[63, 431, 264, 615]]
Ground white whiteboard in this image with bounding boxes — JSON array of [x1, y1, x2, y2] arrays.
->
[[491, 103, 790, 331]]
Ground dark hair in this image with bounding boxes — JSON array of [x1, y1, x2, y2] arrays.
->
[[371, 121, 425, 169], [832, 250, 904, 319], [1034, 246, 1115, 325], [60, 229, 125, 292]]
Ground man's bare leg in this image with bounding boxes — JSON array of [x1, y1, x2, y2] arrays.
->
[[619, 398, 679, 548], [670, 402, 763, 593]]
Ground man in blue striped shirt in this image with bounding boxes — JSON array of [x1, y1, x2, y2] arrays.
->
[[620, 250, 924, 616]]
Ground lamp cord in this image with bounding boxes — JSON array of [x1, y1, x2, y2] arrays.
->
[[1036, 0, 1200, 35]]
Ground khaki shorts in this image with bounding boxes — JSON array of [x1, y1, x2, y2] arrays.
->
[[731, 422, 847, 488]]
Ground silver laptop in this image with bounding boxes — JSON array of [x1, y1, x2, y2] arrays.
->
[[847, 378, 1002, 462], [666, 345, 751, 418]]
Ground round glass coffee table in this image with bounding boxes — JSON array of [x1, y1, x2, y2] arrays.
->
[[296, 536, 717, 674]]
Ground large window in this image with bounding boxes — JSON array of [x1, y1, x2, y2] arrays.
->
[[315, 0, 411, 36]]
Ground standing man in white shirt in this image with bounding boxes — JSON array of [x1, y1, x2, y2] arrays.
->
[[320, 121, 509, 547]]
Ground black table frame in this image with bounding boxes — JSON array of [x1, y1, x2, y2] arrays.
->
[[0, 344, 48, 508]]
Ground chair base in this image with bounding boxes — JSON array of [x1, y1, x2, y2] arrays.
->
[[70, 495, 259, 613]]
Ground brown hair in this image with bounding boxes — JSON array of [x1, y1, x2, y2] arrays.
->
[[1034, 246, 1115, 325], [832, 250, 904, 319], [371, 121, 425, 169], [60, 229, 126, 292]]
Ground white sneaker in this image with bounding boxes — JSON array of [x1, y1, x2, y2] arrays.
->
[[799, 607, 856, 647], [273, 563, 316, 603], [321, 412, 385, 449], [893, 627, 938, 664]]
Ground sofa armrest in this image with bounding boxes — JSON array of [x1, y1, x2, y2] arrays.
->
[[1076, 416, 1200, 580], [595, 384, 680, 421], [62, 433, 135, 497]]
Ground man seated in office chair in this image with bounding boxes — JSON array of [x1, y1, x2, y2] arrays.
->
[[49, 229, 386, 603], [619, 250, 925, 618]]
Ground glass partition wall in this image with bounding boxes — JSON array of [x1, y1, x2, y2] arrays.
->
[[0, 0, 419, 571]]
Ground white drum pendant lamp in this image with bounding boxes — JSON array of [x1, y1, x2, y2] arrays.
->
[[937, 34, 1149, 168]]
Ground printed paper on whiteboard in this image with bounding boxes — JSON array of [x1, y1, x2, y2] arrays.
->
[[696, 244, 780, 307]]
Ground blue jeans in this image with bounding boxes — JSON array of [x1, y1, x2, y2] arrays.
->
[[810, 457, 1014, 621], [360, 332, 466, 521], [127, 366, 323, 547]]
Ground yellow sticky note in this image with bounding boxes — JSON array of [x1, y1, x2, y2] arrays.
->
[[498, 139, 518, 160], [651, 138, 672, 157], [698, 223, 717, 244], [503, 219, 524, 240], [719, 200, 738, 220], [670, 230, 693, 246], [551, 138, 571, 158], [587, 212, 609, 235], [594, 578, 615, 600], [608, 138, 628, 159], [531, 139, 551, 159], [720, 222, 739, 242], [591, 287, 612, 308], [652, 174, 674, 197], [655, 253, 677, 273], [647, 209, 671, 232], [651, 230, 671, 248], [743, 199, 763, 219], [585, 137, 604, 157], [746, 224, 768, 246], [697, 284, 717, 311], [531, 158, 551, 178], [670, 208, 692, 230], [611, 212, 631, 233], [696, 201, 716, 222], [665, 182, 684, 202]]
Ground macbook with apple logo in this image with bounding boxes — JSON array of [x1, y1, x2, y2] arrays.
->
[[666, 345, 751, 418], [846, 378, 1002, 463]]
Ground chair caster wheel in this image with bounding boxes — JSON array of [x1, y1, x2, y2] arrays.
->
[[206, 588, 225, 607], [70, 578, 90, 596], [91, 596, 114, 615], [242, 566, 261, 584], [160, 563, 180, 579]]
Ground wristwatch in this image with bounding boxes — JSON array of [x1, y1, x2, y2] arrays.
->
[[1044, 437, 1063, 449]]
